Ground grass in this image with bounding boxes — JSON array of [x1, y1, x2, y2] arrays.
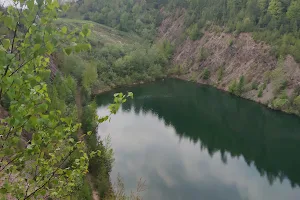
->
[[56, 18, 142, 46]]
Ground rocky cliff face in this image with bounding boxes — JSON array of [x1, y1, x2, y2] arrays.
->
[[159, 9, 300, 115]]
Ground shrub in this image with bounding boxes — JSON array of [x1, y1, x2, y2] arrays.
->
[[228, 79, 238, 94], [169, 64, 185, 75], [228, 76, 245, 96], [258, 88, 263, 97], [237, 75, 245, 94], [272, 98, 289, 109], [73, 178, 93, 200], [202, 68, 211, 80], [187, 23, 203, 40], [270, 67, 287, 95], [262, 82, 267, 90], [217, 67, 224, 82]]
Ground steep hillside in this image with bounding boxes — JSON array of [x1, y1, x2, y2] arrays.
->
[[53, 18, 173, 96], [160, 10, 300, 115], [56, 18, 142, 46]]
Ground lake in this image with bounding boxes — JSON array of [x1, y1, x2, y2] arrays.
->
[[96, 79, 300, 200]]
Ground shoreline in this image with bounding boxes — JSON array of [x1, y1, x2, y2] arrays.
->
[[93, 76, 300, 118]]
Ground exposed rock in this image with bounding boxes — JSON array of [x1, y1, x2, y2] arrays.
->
[[159, 10, 300, 114]]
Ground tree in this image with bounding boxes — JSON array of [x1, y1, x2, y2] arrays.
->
[[82, 65, 98, 92], [0, 0, 129, 199], [268, 0, 283, 19], [258, 0, 269, 14], [120, 12, 130, 31], [287, 0, 300, 22], [0, 0, 92, 198]]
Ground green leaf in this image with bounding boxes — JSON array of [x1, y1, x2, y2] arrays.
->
[[33, 44, 41, 52], [61, 26, 67, 34], [83, 29, 91, 37], [98, 116, 109, 123], [127, 92, 134, 99], [90, 151, 96, 158], [6, 53, 14, 60], [97, 150, 101, 156], [46, 42, 54, 52], [0, 45, 5, 51], [64, 47, 72, 55], [75, 43, 91, 52], [26, 0, 34, 10], [4, 16, 14, 30], [3, 39, 10, 50]]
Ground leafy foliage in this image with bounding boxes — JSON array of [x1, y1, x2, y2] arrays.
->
[[0, 0, 91, 198], [58, 41, 173, 92], [202, 68, 211, 80], [228, 76, 245, 96], [0, 0, 129, 199], [258, 88, 263, 97], [187, 23, 203, 40], [217, 67, 224, 82]]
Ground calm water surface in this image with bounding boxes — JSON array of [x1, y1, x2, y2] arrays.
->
[[96, 79, 300, 200]]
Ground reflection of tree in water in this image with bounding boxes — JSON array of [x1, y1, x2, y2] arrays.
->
[[96, 79, 300, 188]]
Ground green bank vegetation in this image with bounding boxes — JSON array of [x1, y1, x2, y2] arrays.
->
[[0, 1, 134, 199], [55, 19, 174, 94]]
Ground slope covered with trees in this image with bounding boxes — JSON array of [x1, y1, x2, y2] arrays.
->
[[66, 0, 300, 61], [54, 18, 173, 96], [64, 0, 165, 40]]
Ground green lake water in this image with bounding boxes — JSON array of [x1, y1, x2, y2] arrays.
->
[[96, 79, 300, 200]]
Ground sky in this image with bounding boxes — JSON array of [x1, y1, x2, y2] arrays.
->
[[0, 0, 13, 6]]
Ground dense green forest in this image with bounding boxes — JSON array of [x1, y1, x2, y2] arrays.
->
[[65, 0, 165, 40], [66, 0, 300, 61]]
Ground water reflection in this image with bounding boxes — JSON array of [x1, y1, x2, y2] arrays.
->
[[97, 79, 300, 200]]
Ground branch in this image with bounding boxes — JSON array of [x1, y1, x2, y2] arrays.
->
[[8, 53, 36, 77], [0, 153, 20, 172], [1, 8, 39, 79], [23, 149, 76, 200], [3, 6, 21, 77], [33, 152, 42, 181]]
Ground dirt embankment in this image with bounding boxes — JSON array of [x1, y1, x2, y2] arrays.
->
[[159, 9, 300, 112]]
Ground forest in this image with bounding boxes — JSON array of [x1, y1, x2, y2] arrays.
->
[[1, 0, 300, 199], [66, 0, 300, 60]]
